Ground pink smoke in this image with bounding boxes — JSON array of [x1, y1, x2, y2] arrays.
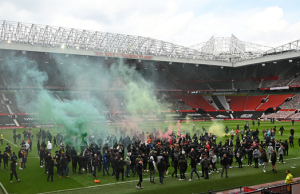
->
[[177, 122, 182, 137]]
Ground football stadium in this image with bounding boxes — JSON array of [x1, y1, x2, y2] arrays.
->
[[0, 5, 300, 194]]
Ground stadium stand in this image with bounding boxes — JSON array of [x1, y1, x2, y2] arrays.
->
[[5, 94, 23, 113], [234, 81, 260, 90], [162, 95, 192, 110], [217, 95, 230, 110], [257, 94, 295, 111], [211, 95, 225, 110], [244, 95, 268, 110], [225, 94, 247, 111], [261, 111, 295, 119], [280, 93, 300, 109], [185, 94, 216, 110]]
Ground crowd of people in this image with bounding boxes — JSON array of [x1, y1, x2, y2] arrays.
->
[[0, 121, 297, 189]]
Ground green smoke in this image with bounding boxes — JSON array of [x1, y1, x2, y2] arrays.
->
[[0, 51, 170, 144]]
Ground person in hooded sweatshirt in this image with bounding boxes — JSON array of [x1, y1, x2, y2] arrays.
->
[[178, 156, 187, 181], [47, 155, 55, 182], [102, 154, 110, 176], [47, 141, 52, 153], [157, 157, 166, 185], [171, 155, 179, 178], [116, 157, 125, 181], [125, 153, 131, 177], [136, 160, 144, 189], [148, 156, 156, 183], [10, 158, 20, 183]]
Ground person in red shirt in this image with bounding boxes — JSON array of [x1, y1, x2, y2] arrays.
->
[[206, 142, 210, 151]]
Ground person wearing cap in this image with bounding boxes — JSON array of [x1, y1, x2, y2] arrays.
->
[[285, 170, 293, 184], [136, 160, 144, 189]]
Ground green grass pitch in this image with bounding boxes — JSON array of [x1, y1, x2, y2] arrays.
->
[[0, 120, 299, 194]]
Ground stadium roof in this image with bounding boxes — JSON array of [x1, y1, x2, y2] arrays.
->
[[0, 20, 299, 67]]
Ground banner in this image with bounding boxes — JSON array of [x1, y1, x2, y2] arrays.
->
[[0, 126, 25, 129], [270, 86, 289, 90]]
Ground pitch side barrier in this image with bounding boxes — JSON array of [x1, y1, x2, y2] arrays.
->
[[196, 181, 300, 194]]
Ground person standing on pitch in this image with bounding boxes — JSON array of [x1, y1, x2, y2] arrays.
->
[[92, 154, 98, 178], [188, 154, 200, 181], [278, 145, 285, 163], [149, 156, 157, 183], [136, 160, 144, 189], [157, 158, 166, 185], [289, 134, 294, 148], [47, 156, 55, 182], [271, 150, 277, 173], [221, 154, 229, 178], [10, 158, 20, 183]]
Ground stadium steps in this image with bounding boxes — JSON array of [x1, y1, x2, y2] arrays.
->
[[55, 93, 63, 102], [185, 94, 216, 110], [244, 95, 268, 111], [259, 79, 263, 88], [171, 94, 200, 108], [243, 94, 248, 110], [203, 95, 218, 110], [84, 94, 107, 113], [13, 118, 20, 126], [207, 83, 212, 90], [257, 94, 295, 111], [256, 94, 270, 110], [269, 65, 295, 87], [211, 95, 225, 110], [217, 95, 230, 110], [287, 77, 295, 86]]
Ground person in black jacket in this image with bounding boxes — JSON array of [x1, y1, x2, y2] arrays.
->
[[221, 154, 229, 178], [44, 152, 51, 174], [136, 161, 144, 189], [271, 150, 277, 173], [201, 156, 210, 179], [37, 141, 41, 156], [157, 158, 166, 185], [116, 157, 125, 181], [171, 155, 179, 178], [3, 151, 8, 170], [72, 153, 78, 174], [188, 155, 200, 181], [59, 154, 69, 178], [97, 151, 102, 173], [130, 153, 137, 177], [178, 156, 187, 181], [47, 156, 55, 182], [78, 153, 83, 174], [91, 154, 98, 178], [10, 158, 20, 183]]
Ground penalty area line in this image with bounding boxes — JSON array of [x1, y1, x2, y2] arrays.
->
[[3, 138, 17, 147], [0, 182, 8, 194]]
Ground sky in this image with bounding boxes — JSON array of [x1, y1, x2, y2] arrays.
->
[[0, 0, 299, 47]]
